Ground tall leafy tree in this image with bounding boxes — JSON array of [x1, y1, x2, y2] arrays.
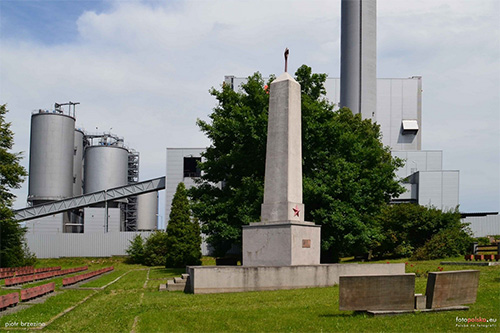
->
[[0, 104, 32, 267], [190, 66, 404, 262], [165, 182, 202, 267]]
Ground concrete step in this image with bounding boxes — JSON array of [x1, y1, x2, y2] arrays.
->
[[174, 277, 186, 284], [167, 279, 186, 292], [181, 274, 189, 280], [159, 284, 167, 291]]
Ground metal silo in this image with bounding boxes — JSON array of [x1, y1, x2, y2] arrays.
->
[[84, 145, 128, 196], [28, 111, 76, 205], [73, 129, 86, 197], [136, 192, 158, 231]]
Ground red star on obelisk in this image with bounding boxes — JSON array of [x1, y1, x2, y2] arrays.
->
[[292, 205, 300, 217]]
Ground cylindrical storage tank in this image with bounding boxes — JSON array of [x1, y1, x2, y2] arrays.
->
[[84, 146, 128, 194], [72, 129, 85, 197], [28, 111, 76, 205], [136, 192, 158, 231]]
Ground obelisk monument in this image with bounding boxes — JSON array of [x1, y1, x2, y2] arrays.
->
[[242, 50, 321, 266]]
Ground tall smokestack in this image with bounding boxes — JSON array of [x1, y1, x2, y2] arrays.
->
[[340, 0, 377, 121]]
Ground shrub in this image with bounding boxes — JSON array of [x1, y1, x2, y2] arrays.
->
[[373, 204, 465, 259], [475, 237, 490, 246], [126, 234, 145, 264], [411, 227, 473, 260], [143, 231, 169, 266]]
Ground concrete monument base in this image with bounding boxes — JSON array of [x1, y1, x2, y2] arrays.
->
[[186, 263, 405, 294], [242, 222, 321, 266]]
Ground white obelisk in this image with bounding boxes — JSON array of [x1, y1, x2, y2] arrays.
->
[[242, 52, 321, 266]]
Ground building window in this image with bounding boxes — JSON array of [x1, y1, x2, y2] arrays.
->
[[184, 157, 201, 178]]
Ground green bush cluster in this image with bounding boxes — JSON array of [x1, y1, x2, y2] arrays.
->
[[126, 231, 168, 266], [373, 203, 473, 260]]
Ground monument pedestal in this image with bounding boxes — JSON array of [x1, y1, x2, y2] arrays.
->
[[242, 222, 321, 266]]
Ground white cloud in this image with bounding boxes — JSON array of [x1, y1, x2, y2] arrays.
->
[[1, 0, 498, 214]]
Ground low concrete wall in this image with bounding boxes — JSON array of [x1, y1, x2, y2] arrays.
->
[[186, 263, 405, 294], [339, 274, 415, 311]]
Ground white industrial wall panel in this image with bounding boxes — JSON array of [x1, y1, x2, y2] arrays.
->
[[84, 207, 121, 233], [426, 151, 443, 171], [442, 171, 460, 211], [390, 79, 404, 148], [25, 232, 154, 258], [323, 77, 341, 108], [25, 214, 64, 234], [108, 209, 121, 233], [417, 171, 459, 211], [376, 79, 392, 148], [418, 172, 443, 209], [462, 215, 500, 237], [392, 151, 443, 179], [84, 207, 105, 233]]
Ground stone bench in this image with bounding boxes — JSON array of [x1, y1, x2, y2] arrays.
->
[[0, 292, 19, 311], [62, 266, 113, 286], [339, 274, 415, 311], [20, 282, 55, 302]]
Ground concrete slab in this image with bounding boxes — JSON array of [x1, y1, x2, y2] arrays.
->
[[167, 280, 186, 292], [173, 277, 185, 284], [339, 274, 415, 311], [367, 306, 469, 316], [186, 263, 405, 294], [425, 270, 479, 309]]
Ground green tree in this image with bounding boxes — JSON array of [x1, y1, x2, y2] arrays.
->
[[0, 104, 33, 267], [190, 66, 404, 262], [373, 203, 471, 259], [126, 234, 145, 264], [143, 231, 169, 266], [165, 182, 202, 267]]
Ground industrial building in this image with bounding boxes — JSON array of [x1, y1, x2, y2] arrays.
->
[[16, 103, 162, 258]]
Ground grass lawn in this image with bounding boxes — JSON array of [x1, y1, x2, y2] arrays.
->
[[0, 257, 498, 332]]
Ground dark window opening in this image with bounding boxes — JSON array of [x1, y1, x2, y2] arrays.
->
[[184, 157, 201, 178]]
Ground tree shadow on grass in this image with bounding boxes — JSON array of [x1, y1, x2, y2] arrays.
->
[[151, 268, 184, 275]]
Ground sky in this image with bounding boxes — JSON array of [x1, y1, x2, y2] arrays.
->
[[1, 0, 499, 225]]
